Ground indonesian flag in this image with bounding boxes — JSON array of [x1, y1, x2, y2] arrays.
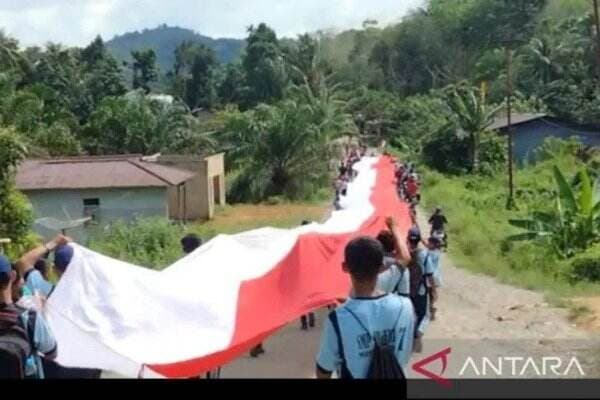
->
[[44, 156, 411, 378]]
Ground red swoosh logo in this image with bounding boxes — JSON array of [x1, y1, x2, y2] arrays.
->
[[412, 347, 452, 388]]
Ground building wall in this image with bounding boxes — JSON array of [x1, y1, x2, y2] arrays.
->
[[24, 187, 168, 242], [159, 154, 226, 220], [512, 120, 600, 163]]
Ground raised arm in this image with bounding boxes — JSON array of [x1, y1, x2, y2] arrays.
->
[[16, 234, 71, 275], [385, 217, 411, 266]]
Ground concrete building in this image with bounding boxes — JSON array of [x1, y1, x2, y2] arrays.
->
[[16, 154, 226, 241], [489, 113, 600, 163]]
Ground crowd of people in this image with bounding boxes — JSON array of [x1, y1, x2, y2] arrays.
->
[[333, 145, 367, 211], [0, 148, 448, 380], [315, 154, 448, 379]]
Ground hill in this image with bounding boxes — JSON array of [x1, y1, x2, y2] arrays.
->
[[106, 24, 245, 74]]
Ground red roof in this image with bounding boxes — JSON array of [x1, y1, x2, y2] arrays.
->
[[16, 156, 196, 191]]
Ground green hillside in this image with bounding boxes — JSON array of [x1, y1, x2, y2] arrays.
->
[[106, 24, 245, 74]]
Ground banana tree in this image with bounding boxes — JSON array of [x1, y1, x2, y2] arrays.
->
[[444, 85, 503, 173], [508, 166, 600, 258]]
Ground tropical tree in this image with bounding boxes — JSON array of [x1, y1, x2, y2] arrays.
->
[[217, 63, 247, 106], [0, 31, 24, 72], [82, 91, 213, 155], [242, 23, 288, 107], [224, 77, 352, 201], [131, 49, 158, 93], [170, 42, 218, 110], [508, 166, 600, 258], [0, 127, 32, 245], [444, 84, 503, 172]]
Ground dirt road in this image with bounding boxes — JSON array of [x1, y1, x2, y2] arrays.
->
[[221, 209, 600, 379]]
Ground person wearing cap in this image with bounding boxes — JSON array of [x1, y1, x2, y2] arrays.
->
[[180, 234, 223, 379], [0, 254, 58, 378], [428, 207, 448, 249], [375, 217, 413, 298], [407, 227, 436, 353], [15, 234, 71, 299], [15, 237, 105, 379], [426, 236, 444, 321], [181, 234, 203, 255], [299, 220, 317, 331]]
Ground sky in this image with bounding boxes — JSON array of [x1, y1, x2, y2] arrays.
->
[[0, 0, 424, 47]]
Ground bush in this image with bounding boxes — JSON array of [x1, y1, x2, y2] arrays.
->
[[421, 124, 506, 175], [420, 150, 600, 297], [0, 127, 33, 249], [568, 246, 600, 283], [88, 218, 184, 270]]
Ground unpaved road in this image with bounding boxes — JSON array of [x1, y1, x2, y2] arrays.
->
[[221, 209, 600, 379]]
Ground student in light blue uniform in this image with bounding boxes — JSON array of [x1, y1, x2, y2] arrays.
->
[[16, 234, 71, 298], [427, 236, 443, 288], [407, 228, 436, 352], [375, 229, 411, 297], [426, 236, 443, 321], [0, 255, 57, 379], [316, 218, 415, 379]]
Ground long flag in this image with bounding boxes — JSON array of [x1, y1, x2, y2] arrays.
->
[[44, 156, 411, 378]]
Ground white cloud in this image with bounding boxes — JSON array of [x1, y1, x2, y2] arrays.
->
[[0, 0, 424, 47]]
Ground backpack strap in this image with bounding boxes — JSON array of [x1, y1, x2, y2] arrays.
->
[[328, 311, 353, 379], [344, 307, 372, 341], [23, 269, 34, 283], [417, 251, 432, 296], [393, 266, 406, 296], [25, 310, 37, 353]]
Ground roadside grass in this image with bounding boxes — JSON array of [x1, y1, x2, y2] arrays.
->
[[89, 201, 330, 270], [420, 158, 600, 310], [187, 201, 330, 240]]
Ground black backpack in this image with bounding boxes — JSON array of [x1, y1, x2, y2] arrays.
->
[[408, 249, 429, 299], [330, 307, 407, 380], [0, 305, 36, 379]]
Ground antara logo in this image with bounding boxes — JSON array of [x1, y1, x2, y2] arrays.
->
[[412, 347, 453, 388]]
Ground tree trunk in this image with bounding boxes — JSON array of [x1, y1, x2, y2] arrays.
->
[[593, 0, 600, 79], [471, 132, 480, 173]]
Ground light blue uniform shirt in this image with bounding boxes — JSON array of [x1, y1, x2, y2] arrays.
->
[[24, 269, 54, 298], [428, 249, 443, 287], [377, 256, 410, 296], [316, 294, 415, 378], [16, 308, 57, 378], [414, 249, 435, 296]]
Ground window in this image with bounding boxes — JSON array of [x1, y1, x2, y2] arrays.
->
[[83, 198, 100, 224]]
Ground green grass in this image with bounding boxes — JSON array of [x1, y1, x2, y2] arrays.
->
[[421, 156, 600, 304], [89, 201, 330, 270], [186, 202, 330, 240], [568, 304, 593, 322]]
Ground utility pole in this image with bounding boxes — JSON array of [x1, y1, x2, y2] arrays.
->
[[506, 46, 516, 210], [593, 0, 600, 79]]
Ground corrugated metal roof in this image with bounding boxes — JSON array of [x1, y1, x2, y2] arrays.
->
[[16, 156, 196, 191], [489, 113, 547, 131]]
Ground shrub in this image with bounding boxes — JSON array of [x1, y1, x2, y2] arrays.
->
[[568, 246, 600, 283], [88, 218, 184, 270], [421, 124, 506, 175]]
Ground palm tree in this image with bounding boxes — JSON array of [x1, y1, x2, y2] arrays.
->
[[0, 31, 22, 71], [225, 76, 353, 201], [444, 84, 503, 173], [508, 166, 600, 258]]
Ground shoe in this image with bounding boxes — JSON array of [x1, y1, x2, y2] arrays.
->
[[250, 345, 265, 358], [301, 315, 308, 330], [413, 337, 423, 354]]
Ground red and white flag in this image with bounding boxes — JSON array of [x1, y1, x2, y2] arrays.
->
[[44, 156, 411, 378]]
